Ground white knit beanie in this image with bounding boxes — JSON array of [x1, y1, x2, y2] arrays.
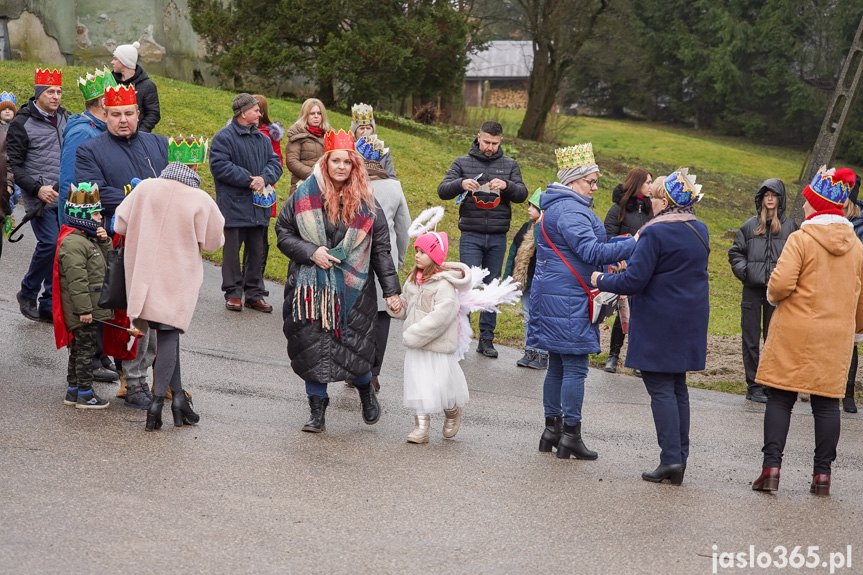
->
[[114, 41, 140, 69]]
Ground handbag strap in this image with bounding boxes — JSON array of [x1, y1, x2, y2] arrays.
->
[[683, 221, 710, 254], [541, 217, 594, 298]]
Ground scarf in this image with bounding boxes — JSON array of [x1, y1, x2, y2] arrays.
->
[[307, 125, 325, 138], [292, 167, 375, 338], [160, 161, 201, 188], [639, 204, 696, 233]]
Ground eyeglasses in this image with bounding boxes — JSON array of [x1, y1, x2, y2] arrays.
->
[[583, 178, 599, 189]]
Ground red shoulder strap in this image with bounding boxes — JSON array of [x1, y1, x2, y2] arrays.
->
[[540, 217, 594, 298]]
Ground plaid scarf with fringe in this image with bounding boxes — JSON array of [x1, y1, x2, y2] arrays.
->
[[292, 175, 374, 339]]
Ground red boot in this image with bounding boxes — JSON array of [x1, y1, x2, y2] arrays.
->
[[752, 467, 780, 491]]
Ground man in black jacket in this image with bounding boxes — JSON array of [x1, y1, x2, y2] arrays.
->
[[8, 69, 68, 321], [438, 121, 528, 357], [111, 41, 161, 132]]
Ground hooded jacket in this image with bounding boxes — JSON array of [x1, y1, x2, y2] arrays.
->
[[604, 183, 652, 239], [113, 65, 160, 132], [437, 138, 529, 234], [58, 110, 107, 226], [756, 216, 863, 397], [526, 183, 636, 355], [728, 178, 798, 288]]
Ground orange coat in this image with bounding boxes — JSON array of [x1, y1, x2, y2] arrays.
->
[[756, 217, 863, 397]]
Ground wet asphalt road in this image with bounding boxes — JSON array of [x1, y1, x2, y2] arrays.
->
[[1, 216, 862, 575]]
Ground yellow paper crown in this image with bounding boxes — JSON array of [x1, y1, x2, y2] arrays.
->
[[555, 142, 595, 171], [351, 103, 374, 127]]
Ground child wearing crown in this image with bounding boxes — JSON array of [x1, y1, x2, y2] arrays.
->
[[53, 183, 113, 409]]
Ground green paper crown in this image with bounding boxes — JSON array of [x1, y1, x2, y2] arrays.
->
[[77, 67, 118, 101], [528, 188, 542, 208], [168, 135, 208, 165]]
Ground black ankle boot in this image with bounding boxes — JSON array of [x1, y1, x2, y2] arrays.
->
[[302, 396, 329, 432], [145, 396, 164, 432], [642, 463, 685, 485], [538, 416, 563, 452], [556, 423, 598, 460], [171, 389, 200, 427], [356, 384, 380, 424]]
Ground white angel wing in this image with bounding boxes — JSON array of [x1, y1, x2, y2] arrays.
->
[[453, 266, 522, 360]]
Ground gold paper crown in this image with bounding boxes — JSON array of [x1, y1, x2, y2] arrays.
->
[[351, 103, 374, 127], [67, 182, 101, 206], [555, 142, 595, 171]]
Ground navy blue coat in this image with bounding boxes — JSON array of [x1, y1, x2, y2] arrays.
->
[[527, 183, 636, 355], [596, 220, 710, 373], [210, 119, 283, 228], [75, 130, 169, 217]]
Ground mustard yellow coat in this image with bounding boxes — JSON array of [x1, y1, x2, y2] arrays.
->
[[756, 217, 863, 398]]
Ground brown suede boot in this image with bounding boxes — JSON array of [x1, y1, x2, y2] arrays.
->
[[150, 382, 173, 400], [116, 370, 128, 398]]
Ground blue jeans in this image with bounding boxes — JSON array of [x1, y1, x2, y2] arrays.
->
[[459, 231, 508, 341], [306, 371, 372, 398], [543, 352, 589, 425], [640, 371, 690, 465], [21, 205, 60, 312], [522, 288, 545, 354]]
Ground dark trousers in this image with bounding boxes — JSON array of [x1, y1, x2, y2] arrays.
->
[[372, 311, 391, 377], [762, 388, 840, 475], [609, 315, 625, 357], [641, 371, 690, 465], [67, 323, 98, 391], [741, 285, 774, 389], [847, 346, 857, 400], [242, 225, 271, 297], [21, 206, 59, 312], [459, 231, 507, 341], [222, 226, 267, 302], [154, 328, 183, 397]]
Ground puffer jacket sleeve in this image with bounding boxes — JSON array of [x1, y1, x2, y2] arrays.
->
[[728, 226, 749, 283], [370, 199, 401, 298], [6, 118, 39, 196], [138, 80, 161, 132], [766, 231, 803, 305], [403, 281, 459, 349], [437, 157, 466, 200], [604, 205, 622, 240], [275, 192, 319, 265], [285, 132, 314, 181], [59, 238, 94, 315], [561, 209, 635, 266], [501, 161, 528, 203]]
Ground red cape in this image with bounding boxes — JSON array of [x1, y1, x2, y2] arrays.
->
[[52, 225, 81, 349]]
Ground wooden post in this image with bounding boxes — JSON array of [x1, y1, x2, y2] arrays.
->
[[792, 15, 863, 222]]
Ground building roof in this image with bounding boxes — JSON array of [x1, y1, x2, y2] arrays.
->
[[466, 41, 533, 80]]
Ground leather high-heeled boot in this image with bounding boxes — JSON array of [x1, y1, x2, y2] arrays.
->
[[642, 463, 685, 485], [442, 406, 462, 439], [145, 396, 164, 432], [407, 414, 430, 444], [538, 416, 563, 452], [171, 389, 200, 427], [556, 423, 598, 460], [752, 467, 781, 492], [810, 474, 830, 496], [302, 396, 329, 432]]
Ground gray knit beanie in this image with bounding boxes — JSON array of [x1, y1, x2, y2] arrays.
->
[[232, 93, 258, 117]]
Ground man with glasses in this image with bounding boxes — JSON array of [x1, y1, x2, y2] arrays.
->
[[437, 120, 528, 358]]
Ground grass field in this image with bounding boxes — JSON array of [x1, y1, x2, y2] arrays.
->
[[1, 61, 827, 347]]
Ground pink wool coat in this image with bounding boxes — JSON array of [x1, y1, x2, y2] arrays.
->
[[113, 177, 225, 333]]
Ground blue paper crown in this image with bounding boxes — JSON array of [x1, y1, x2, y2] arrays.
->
[[0, 92, 17, 106], [253, 186, 276, 208], [807, 167, 856, 207], [355, 135, 387, 162], [663, 168, 703, 207]]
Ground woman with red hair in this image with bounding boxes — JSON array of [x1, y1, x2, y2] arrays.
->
[[276, 130, 402, 432]]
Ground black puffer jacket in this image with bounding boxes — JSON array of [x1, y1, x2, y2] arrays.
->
[[437, 138, 528, 234], [603, 183, 652, 239], [276, 178, 401, 383], [728, 178, 798, 288], [113, 65, 160, 132]]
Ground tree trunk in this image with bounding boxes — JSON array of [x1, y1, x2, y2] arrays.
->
[[316, 77, 335, 107], [518, 42, 560, 141]]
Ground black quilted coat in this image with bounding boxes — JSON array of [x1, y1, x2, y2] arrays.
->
[[275, 183, 401, 383]]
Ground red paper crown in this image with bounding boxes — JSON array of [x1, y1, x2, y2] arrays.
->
[[105, 85, 137, 107], [35, 68, 62, 87], [324, 129, 355, 154]]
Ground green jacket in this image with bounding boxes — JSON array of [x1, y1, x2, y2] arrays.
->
[[57, 230, 113, 331]]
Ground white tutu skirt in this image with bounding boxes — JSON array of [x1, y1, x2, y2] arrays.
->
[[403, 348, 469, 414]]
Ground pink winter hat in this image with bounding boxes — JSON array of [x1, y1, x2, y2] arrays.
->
[[414, 232, 449, 265]]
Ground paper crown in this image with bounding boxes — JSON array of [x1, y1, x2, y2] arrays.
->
[[324, 129, 355, 154], [77, 67, 118, 101], [355, 135, 388, 162], [105, 85, 136, 107], [168, 135, 208, 165], [663, 168, 703, 207], [528, 188, 542, 209], [35, 68, 62, 87], [351, 103, 374, 127], [64, 182, 103, 230], [804, 166, 857, 208], [555, 142, 595, 171], [253, 186, 277, 208], [67, 182, 101, 206]]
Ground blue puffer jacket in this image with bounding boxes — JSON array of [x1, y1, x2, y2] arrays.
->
[[58, 111, 107, 225], [75, 130, 169, 217], [210, 119, 283, 228], [527, 183, 636, 354]]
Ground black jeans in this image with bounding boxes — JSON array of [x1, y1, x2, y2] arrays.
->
[[609, 315, 625, 357], [222, 226, 267, 302], [762, 388, 840, 475], [741, 285, 774, 389], [847, 346, 857, 399], [640, 371, 690, 465], [372, 311, 391, 377]]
